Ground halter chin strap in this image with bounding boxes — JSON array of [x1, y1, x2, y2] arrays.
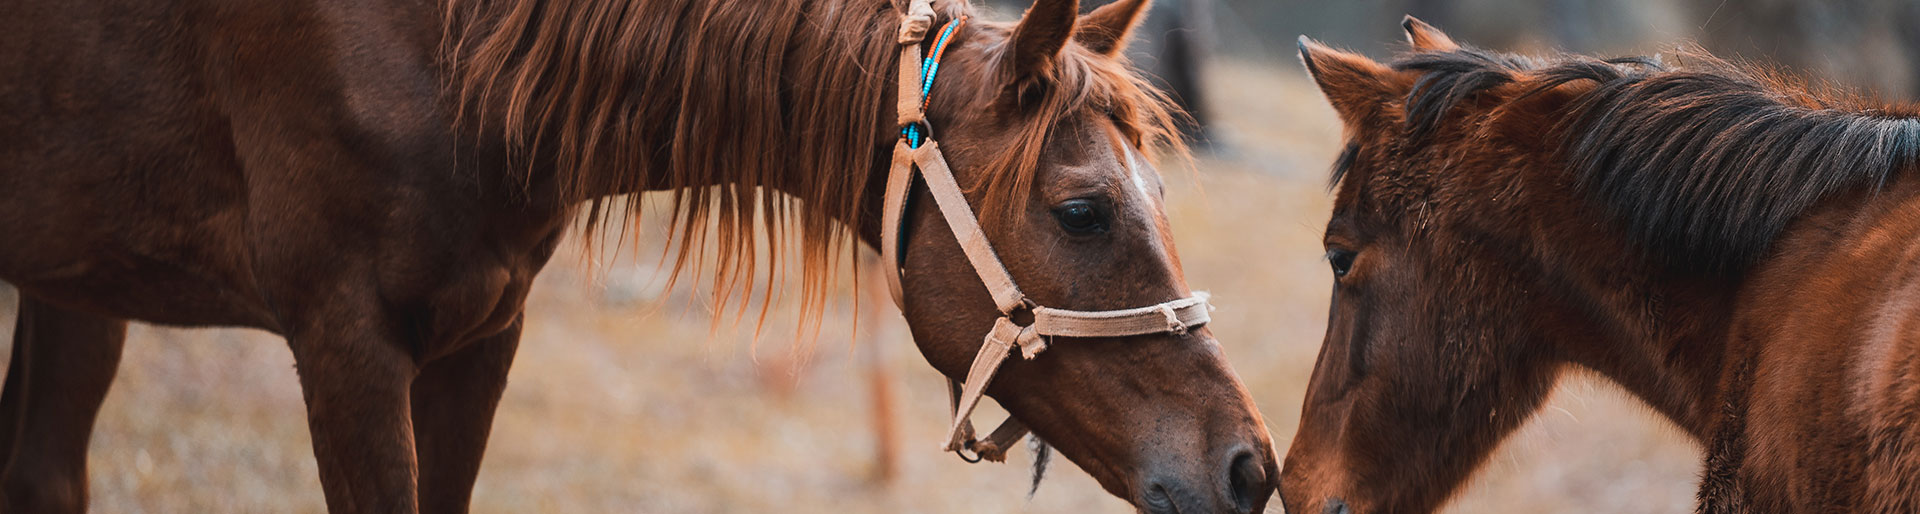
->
[[883, 0, 1214, 464]]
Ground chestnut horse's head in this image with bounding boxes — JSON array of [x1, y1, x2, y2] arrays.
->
[[886, 1, 1276, 511], [1284, 16, 1920, 508], [1283, 18, 1661, 513], [1285, 11, 1920, 513]]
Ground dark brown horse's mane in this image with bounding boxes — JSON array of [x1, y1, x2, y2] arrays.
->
[[439, 0, 1183, 320], [1388, 47, 1920, 272]]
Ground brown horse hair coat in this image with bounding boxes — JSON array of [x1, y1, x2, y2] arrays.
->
[[1285, 21, 1920, 512], [1389, 47, 1920, 272], [441, 0, 1185, 321], [0, 0, 1286, 510]]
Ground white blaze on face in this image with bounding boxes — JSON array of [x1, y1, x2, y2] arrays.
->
[[1123, 143, 1157, 205], [1118, 139, 1178, 267]]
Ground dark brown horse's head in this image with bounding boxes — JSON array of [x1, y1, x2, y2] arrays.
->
[[449, 0, 1276, 508], [889, 1, 1276, 511], [1282, 19, 1637, 513]]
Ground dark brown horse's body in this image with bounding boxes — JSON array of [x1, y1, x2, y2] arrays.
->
[[1285, 19, 1920, 514], [0, 0, 1278, 512]]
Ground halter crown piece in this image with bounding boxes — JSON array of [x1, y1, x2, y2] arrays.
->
[[881, 0, 1215, 464]]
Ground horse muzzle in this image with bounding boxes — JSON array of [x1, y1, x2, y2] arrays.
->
[[1138, 442, 1276, 514]]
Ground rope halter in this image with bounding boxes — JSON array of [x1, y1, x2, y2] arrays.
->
[[880, 0, 1214, 464]]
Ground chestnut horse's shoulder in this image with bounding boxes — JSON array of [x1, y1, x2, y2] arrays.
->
[[1726, 179, 1920, 509], [1856, 309, 1920, 512], [1849, 191, 1920, 511]]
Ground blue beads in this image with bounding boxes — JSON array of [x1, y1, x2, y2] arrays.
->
[[903, 19, 962, 150]]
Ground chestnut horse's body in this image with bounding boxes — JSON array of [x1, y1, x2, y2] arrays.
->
[[0, 0, 1279, 512], [1286, 19, 1920, 514]]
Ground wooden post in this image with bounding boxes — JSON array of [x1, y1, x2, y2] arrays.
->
[[861, 253, 899, 486]]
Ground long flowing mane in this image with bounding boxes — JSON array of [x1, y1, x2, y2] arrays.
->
[[439, 0, 1183, 321], [1389, 47, 1920, 271]]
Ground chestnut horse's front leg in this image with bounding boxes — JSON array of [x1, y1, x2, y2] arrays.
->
[[411, 317, 521, 514], [0, 296, 126, 513], [290, 321, 423, 514]]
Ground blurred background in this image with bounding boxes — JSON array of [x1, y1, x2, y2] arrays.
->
[[4, 0, 1915, 512]]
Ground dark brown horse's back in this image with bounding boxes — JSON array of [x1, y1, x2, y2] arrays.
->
[[0, 0, 546, 331], [4, 0, 254, 324]]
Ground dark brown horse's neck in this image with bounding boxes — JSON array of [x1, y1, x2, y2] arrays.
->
[[502, 0, 908, 250], [544, 126, 895, 241], [547, 152, 894, 246]]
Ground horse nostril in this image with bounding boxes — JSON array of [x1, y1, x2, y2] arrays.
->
[[1227, 449, 1267, 513], [1142, 483, 1178, 514], [1323, 497, 1351, 514]]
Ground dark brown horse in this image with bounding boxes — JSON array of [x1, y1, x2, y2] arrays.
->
[[0, 0, 1279, 512], [1285, 17, 1920, 514]]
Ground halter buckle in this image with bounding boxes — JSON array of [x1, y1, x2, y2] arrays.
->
[[954, 442, 987, 464], [900, 120, 935, 148]]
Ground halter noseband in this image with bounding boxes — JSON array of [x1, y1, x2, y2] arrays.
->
[[881, 0, 1214, 464]]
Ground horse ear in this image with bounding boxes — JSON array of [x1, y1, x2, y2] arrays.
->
[[1010, 0, 1080, 80], [1401, 15, 1459, 51], [1298, 36, 1395, 126], [1074, 0, 1149, 56]]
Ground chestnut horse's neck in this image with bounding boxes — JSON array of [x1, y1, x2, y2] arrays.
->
[[1516, 153, 1920, 443], [1421, 153, 1710, 441], [1547, 251, 1741, 439], [1402, 49, 1920, 442]]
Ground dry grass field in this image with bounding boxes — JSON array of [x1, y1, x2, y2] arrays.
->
[[0, 60, 1702, 512]]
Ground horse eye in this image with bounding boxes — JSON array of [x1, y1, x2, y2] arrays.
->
[[1327, 249, 1357, 278], [1053, 200, 1106, 234]]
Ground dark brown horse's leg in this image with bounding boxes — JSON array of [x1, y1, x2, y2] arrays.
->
[[290, 326, 422, 514], [0, 297, 126, 513], [411, 319, 520, 514], [0, 318, 25, 466]]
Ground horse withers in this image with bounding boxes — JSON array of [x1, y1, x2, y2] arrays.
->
[[1285, 17, 1920, 514], [0, 0, 1277, 512]]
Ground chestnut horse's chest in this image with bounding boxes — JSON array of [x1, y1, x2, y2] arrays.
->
[[0, 0, 567, 348]]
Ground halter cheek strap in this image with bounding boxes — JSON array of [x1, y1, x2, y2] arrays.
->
[[885, 0, 1214, 464]]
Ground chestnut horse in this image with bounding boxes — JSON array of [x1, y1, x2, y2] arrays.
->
[[0, 0, 1279, 512], [1286, 17, 1920, 514]]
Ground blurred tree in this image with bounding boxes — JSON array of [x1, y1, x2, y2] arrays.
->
[[1691, 0, 1920, 100]]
